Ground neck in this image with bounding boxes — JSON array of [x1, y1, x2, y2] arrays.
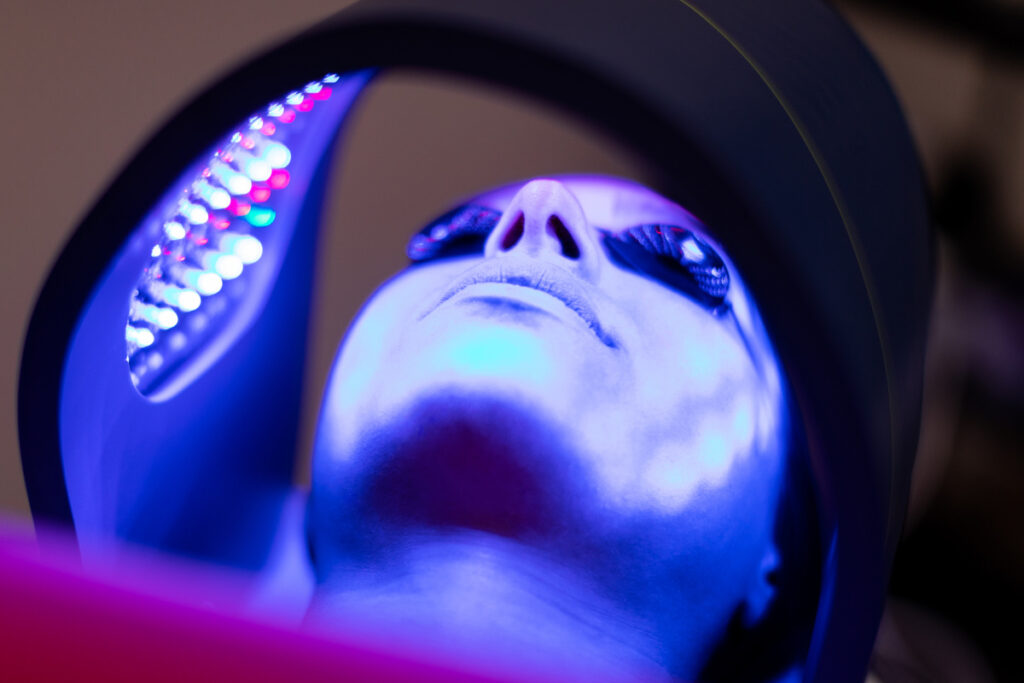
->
[[307, 531, 678, 681]]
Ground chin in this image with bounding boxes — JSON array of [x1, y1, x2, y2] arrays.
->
[[318, 385, 599, 542]]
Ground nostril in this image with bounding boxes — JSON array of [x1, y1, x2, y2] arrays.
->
[[501, 213, 525, 251], [548, 215, 580, 259]]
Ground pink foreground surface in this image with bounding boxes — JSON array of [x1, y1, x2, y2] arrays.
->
[[0, 527, 581, 683]]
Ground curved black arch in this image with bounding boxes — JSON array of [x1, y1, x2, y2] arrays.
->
[[18, 1, 932, 681]]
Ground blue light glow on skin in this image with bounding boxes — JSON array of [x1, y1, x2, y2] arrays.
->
[[309, 176, 791, 680]]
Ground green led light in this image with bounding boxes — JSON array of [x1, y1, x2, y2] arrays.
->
[[245, 206, 276, 227]]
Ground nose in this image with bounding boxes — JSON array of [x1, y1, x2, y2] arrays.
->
[[483, 179, 603, 282]]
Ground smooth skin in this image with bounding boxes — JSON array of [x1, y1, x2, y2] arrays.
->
[[308, 176, 788, 680]]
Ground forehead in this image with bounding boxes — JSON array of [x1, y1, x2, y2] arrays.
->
[[469, 175, 701, 231]]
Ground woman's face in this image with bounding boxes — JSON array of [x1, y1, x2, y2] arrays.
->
[[311, 176, 787, 645]]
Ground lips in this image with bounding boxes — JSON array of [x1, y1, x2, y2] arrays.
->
[[422, 256, 618, 348]]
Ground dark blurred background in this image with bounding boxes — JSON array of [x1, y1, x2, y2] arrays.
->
[[1, 1, 1021, 681]]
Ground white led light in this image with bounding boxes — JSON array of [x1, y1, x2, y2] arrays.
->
[[194, 180, 230, 210], [151, 245, 162, 257], [213, 254, 243, 280], [161, 285, 200, 312], [125, 325, 155, 349], [179, 267, 222, 295], [155, 307, 179, 330], [304, 82, 323, 94], [249, 116, 264, 130], [164, 221, 186, 240], [234, 150, 272, 182], [178, 199, 208, 225], [267, 103, 285, 117], [323, 73, 340, 83], [231, 235, 263, 265], [210, 161, 252, 196], [195, 271, 223, 295], [285, 91, 304, 105], [133, 301, 179, 330], [262, 142, 291, 169]]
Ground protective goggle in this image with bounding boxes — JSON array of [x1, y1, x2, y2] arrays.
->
[[407, 203, 731, 311]]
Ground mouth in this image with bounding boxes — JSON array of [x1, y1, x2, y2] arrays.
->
[[421, 257, 618, 348]]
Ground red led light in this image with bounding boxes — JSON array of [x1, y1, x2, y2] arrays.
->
[[196, 237, 209, 245], [214, 219, 231, 230], [312, 86, 332, 100], [297, 98, 314, 112], [227, 198, 251, 216], [268, 169, 290, 189], [201, 167, 211, 178], [279, 110, 296, 124], [261, 122, 276, 136], [249, 187, 272, 203], [241, 136, 256, 150]]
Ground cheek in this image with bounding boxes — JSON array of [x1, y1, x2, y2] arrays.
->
[[585, 283, 769, 512]]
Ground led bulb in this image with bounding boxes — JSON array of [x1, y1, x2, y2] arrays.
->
[[261, 142, 291, 169], [210, 160, 253, 195], [219, 234, 263, 265], [199, 252, 243, 280], [125, 325, 155, 349], [194, 180, 231, 210], [133, 302, 178, 330], [177, 266, 223, 295], [177, 199, 209, 225], [233, 149, 272, 182], [164, 221, 187, 240], [245, 207, 275, 227], [154, 284, 201, 312]]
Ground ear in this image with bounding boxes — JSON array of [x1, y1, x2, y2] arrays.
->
[[741, 542, 780, 628]]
